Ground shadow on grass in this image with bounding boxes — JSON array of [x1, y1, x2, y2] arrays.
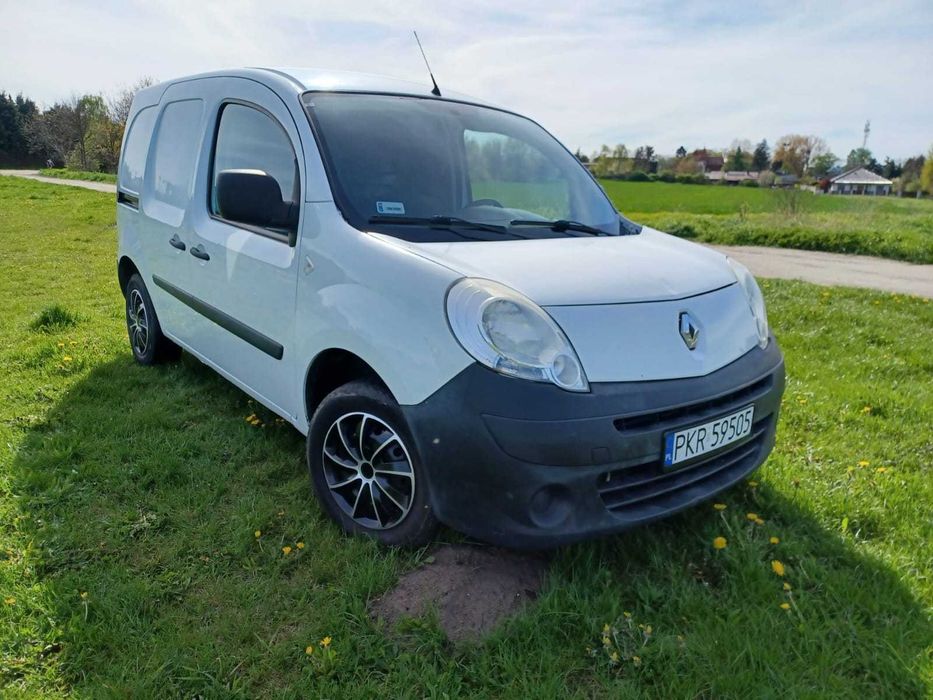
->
[[6, 355, 931, 696]]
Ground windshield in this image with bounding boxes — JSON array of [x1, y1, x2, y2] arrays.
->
[[302, 93, 621, 242]]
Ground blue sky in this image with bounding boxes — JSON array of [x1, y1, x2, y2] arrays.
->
[[2, 0, 931, 159]]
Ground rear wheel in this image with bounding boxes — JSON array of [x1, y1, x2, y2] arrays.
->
[[124, 274, 180, 365], [307, 380, 437, 546]]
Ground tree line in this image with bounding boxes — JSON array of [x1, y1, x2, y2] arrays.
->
[[578, 135, 932, 195], [0, 78, 153, 172]]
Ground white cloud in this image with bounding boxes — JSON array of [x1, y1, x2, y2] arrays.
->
[[2, 0, 930, 158]]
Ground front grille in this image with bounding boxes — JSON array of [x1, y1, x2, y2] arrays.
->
[[597, 419, 769, 516], [613, 375, 773, 434]]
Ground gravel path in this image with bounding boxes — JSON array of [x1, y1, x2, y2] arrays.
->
[[2, 170, 930, 297]]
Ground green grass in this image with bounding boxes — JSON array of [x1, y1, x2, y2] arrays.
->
[[1, 177, 931, 697], [38, 168, 117, 184], [600, 180, 933, 263]]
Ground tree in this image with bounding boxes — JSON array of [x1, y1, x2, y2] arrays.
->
[[845, 147, 873, 170], [751, 140, 770, 171], [809, 152, 839, 178], [725, 147, 748, 171], [921, 146, 933, 194], [0, 92, 39, 166], [881, 157, 902, 179], [773, 134, 828, 177], [108, 77, 155, 128], [675, 145, 687, 159]]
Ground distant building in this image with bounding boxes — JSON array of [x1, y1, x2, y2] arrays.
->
[[706, 170, 759, 184], [829, 167, 892, 196], [691, 149, 724, 173]]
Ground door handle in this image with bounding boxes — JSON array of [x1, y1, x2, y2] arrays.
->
[[169, 234, 186, 251], [189, 244, 210, 261]]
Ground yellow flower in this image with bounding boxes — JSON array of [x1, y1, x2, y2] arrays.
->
[[245, 414, 256, 423], [783, 582, 792, 591], [63, 356, 72, 362], [713, 503, 727, 511], [320, 636, 332, 648], [875, 467, 887, 474], [771, 560, 786, 577], [713, 536, 727, 550], [282, 546, 292, 555], [780, 602, 791, 610], [57, 342, 64, 348], [769, 536, 780, 545], [609, 651, 620, 663], [296, 542, 305, 550], [747, 481, 759, 487], [623, 611, 631, 618], [4, 597, 14, 605], [858, 460, 870, 467], [632, 655, 642, 666], [754, 517, 765, 526], [602, 635, 611, 647], [80, 591, 88, 600], [746, 512, 758, 521], [861, 406, 872, 414], [305, 645, 314, 655], [602, 623, 610, 634], [254, 530, 261, 538], [644, 625, 652, 635]]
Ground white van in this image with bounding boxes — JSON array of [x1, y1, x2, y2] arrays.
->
[[117, 68, 784, 548]]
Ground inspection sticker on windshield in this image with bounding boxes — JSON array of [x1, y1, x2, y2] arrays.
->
[[376, 201, 406, 215], [663, 405, 755, 467]]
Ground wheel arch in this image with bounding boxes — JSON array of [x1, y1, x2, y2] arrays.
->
[[304, 348, 394, 425], [118, 256, 141, 297]]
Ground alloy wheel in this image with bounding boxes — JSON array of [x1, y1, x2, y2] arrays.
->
[[321, 412, 415, 529], [128, 289, 150, 356]]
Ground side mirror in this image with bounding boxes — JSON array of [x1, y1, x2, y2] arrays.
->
[[215, 169, 297, 242]]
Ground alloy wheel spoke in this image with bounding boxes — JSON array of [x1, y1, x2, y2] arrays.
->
[[368, 482, 383, 527], [323, 445, 357, 470], [369, 434, 398, 464], [374, 478, 406, 512], [336, 418, 359, 462]]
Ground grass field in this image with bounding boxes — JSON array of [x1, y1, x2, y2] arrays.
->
[[1, 177, 931, 697], [600, 180, 933, 263], [37, 168, 117, 184]]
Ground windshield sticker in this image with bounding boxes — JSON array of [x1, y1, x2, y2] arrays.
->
[[376, 201, 406, 215]]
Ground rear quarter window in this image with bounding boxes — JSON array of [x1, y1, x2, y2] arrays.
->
[[118, 106, 156, 194], [151, 99, 205, 209]]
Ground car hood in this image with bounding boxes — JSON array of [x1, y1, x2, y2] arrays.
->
[[378, 226, 736, 306]]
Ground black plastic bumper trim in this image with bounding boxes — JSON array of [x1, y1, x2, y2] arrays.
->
[[151, 274, 284, 360]]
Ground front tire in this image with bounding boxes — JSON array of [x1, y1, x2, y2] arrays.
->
[[307, 380, 438, 547], [124, 273, 180, 365]]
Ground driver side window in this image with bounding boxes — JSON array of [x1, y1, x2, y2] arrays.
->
[[210, 103, 300, 239]]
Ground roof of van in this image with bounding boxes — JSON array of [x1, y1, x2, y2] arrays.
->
[[138, 67, 488, 107]]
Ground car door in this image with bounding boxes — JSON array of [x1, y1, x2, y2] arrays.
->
[[184, 79, 304, 419], [129, 89, 209, 343]]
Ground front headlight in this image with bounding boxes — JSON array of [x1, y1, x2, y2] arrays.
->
[[446, 278, 589, 392], [727, 258, 769, 348]]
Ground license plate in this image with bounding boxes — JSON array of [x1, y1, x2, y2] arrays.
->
[[663, 405, 755, 467]]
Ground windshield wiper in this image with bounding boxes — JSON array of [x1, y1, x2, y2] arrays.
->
[[509, 219, 611, 236], [369, 215, 512, 235]]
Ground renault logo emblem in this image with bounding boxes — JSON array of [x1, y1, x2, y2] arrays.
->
[[679, 312, 699, 350]]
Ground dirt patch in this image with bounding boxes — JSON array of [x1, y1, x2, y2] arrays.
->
[[370, 544, 548, 642]]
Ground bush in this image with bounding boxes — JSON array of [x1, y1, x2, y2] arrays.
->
[[740, 179, 760, 187], [627, 171, 650, 182], [657, 171, 676, 183], [30, 304, 79, 332]]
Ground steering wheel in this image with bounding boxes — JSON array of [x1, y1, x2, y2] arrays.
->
[[466, 198, 504, 208]]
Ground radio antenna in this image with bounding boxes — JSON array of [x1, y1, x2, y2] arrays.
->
[[413, 30, 441, 97]]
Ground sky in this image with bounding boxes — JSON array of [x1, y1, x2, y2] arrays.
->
[[2, 0, 931, 160]]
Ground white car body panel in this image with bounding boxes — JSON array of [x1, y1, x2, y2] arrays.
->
[[117, 67, 764, 436]]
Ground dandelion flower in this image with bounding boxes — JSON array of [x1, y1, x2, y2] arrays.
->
[[770, 536, 780, 545], [748, 481, 759, 487], [644, 625, 652, 635], [254, 530, 261, 538], [713, 536, 727, 550], [305, 645, 314, 655], [713, 503, 727, 511], [875, 467, 887, 474], [858, 460, 870, 467], [4, 597, 14, 605], [320, 636, 332, 648], [746, 512, 758, 521], [780, 602, 791, 611], [861, 406, 872, 414], [57, 342, 64, 348], [63, 356, 72, 362], [282, 546, 292, 555], [602, 623, 610, 634], [783, 582, 792, 591], [754, 517, 765, 526], [80, 591, 88, 600], [632, 655, 642, 666], [602, 636, 611, 647], [623, 611, 631, 618], [771, 560, 786, 577], [609, 651, 619, 663], [297, 541, 305, 549]]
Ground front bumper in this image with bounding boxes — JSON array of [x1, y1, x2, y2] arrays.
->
[[401, 338, 785, 549]]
